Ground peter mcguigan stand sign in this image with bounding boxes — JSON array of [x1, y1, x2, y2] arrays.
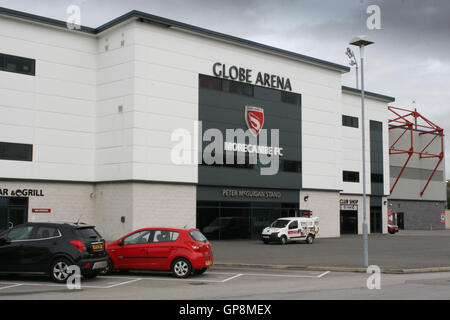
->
[[213, 62, 293, 91]]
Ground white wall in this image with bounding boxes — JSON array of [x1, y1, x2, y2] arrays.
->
[[341, 92, 390, 196], [0, 181, 96, 226], [95, 22, 136, 181], [300, 190, 340, 238], [0, 17, 97, 182], [0, 15, 359, 191]]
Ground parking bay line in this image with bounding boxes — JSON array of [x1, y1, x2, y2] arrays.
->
[[0, 283, 23, 290], [0, 271, 331, 290], [0, 277, 144, 290], [209, 271, 331, 279]]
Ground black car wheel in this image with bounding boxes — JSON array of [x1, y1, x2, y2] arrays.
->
[[305, 234, 314, 244], [280, 236, 288, 245], [49, 258, 73, 283], [171, 258, 193, 278]]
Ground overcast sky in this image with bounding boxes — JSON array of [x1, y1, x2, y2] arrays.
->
[[1, 0, 449, 179]]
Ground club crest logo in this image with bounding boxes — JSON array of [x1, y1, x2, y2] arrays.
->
[[245, 106, 264, 136]]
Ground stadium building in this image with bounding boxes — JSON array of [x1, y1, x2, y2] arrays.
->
[[1, 8, 443, 241]]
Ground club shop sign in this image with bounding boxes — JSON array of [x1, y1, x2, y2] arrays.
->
[[212, 62, 293, 91]]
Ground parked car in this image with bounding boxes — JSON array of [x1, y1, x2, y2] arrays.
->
[[261, 217, 320, 244], [0, 222, 108, 283], [105, 228, 213, 278], [388, 224, 399, 234], [388, 209, 400, 234]]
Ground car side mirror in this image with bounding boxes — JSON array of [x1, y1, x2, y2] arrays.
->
[[118, 240, 124, 246]]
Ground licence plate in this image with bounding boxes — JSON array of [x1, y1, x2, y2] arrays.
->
[[205, 260, 212, 266], [92, 261, 107, 270], [92, 244, 103, 250]]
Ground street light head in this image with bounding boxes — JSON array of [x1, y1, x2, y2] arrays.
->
[[349, 35, 374, 47], [345, 47, 354, 58]]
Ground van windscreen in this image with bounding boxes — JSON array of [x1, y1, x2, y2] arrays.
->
[[271, 220, 290, 228]]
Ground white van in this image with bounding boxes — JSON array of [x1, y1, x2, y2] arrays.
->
[[261, 217, 319, 245]]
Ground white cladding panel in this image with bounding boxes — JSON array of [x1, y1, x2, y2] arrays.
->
[[0, 15, 390, 193], [341, 92, 390, 196], [0, 17, 96, 181]]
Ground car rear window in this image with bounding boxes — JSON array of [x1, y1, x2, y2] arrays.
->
[[77, 227, 101, 240], [189, 230, 208, 242]]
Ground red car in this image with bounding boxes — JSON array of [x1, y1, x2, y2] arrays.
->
[[105, 228, 213, 278]]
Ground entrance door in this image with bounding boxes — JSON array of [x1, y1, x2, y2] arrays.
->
[[370, 207, 382, 233], [0, 197, 28, 232], [340, 211, 358, 234], [8, 207, 27, 229], [397, 212, 405, 230]]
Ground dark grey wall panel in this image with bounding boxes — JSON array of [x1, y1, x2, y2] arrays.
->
[[197, 185, 300, 203], [370, 121, 384, 196], [390, 166, 444, 182], [389, 200, 446, 230], [198, 75, 302, 190]]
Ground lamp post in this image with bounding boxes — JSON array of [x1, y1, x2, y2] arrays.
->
[[350, 35, 374, 268], [346, 47, 359, 89]]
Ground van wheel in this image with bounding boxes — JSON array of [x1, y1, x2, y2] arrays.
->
[[172, 258, 193, 278], [305, 235, 314, 244], [49, 258, 73, 283], [280, 236, 288, 245]]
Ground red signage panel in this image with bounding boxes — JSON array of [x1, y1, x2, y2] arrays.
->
[[32, 208, 51, 213]]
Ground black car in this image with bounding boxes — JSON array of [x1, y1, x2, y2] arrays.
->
[[0, 222, 108, 283]]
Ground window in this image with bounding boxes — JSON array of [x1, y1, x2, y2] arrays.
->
[[77, 227, 101, 240], [289, 220, 298, 230], [0, 142, 33, 161], [6, 226, 34, 241], [35, 226, 60, 239], [227, 80, 254, 97], [0, 53, 36, 76], [371, 173, 384, 184], [342, 115, 359, 128], [281, 91, 301, 105], [199, 75, 222, 91], [189, 230, 208, 242], [152, 230, 180, 243], [343, 171, 360, 183], [123, 230, 151, 245], [282, 160, 302, 173]]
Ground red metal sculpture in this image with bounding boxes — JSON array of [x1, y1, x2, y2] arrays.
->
[[388, 106, 444, 197]]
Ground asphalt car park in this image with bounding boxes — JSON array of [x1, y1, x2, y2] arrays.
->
[[1, 267, 449, 300], [0, 267, 331, 299]]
